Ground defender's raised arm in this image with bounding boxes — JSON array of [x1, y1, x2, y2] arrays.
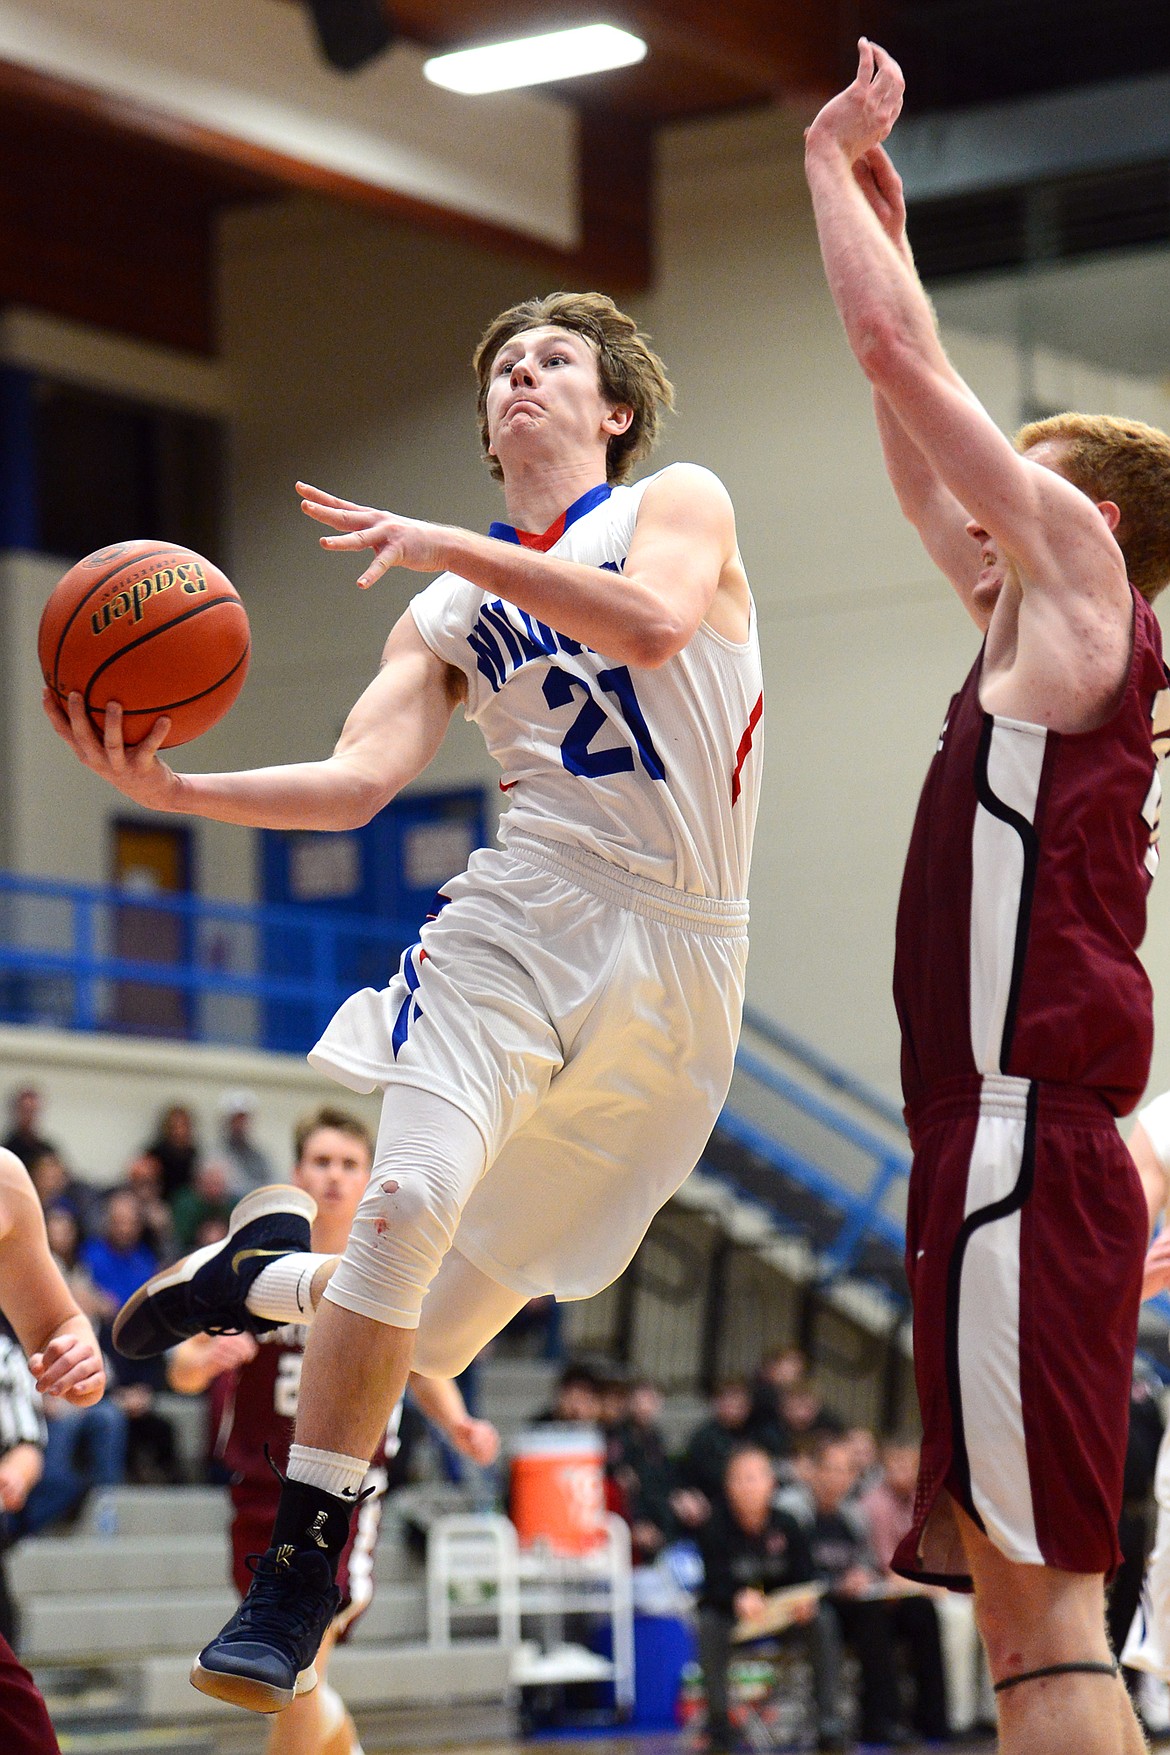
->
[[804, 40, 1136, 729]]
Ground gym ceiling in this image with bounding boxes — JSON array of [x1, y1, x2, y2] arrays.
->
[[1, 0, 1168, 353]]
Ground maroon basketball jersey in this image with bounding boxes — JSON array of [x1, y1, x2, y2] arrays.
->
[[214, 1325, 400, 1493], [895, 588, 1170, 1115]]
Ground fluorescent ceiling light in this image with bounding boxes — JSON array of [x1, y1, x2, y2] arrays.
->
[[424, 23, 647, 95]]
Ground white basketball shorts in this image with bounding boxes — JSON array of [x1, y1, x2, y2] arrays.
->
[[309, 830, 749, 1299]]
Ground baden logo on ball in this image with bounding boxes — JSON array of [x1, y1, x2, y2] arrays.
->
[[39, 540, 251, 748]]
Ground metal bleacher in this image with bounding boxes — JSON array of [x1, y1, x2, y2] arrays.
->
[[12, 1485, 513, 1743], [706, 1006, 911, 1310]]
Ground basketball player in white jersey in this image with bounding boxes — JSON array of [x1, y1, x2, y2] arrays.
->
[[45, 291, 764, 1711]]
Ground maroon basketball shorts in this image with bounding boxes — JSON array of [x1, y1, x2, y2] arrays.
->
[[0, 1634, 59, 1754], [892, 1072, 1147, 1589], [231, 1476, 386, 1640]]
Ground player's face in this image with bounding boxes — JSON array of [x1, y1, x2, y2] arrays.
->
[[967, 438, 1076, 615], [293, 1127, 371, 1231], [484, 325, 630, 477], [965, 514, 1008, 614]]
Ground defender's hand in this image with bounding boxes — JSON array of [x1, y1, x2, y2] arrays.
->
[[298, 481, 443, 587], [853, 145, 910, 256], [43, 690, 178, 811], [30, 1328, 106, 1408], [806, 38, 905, 165]]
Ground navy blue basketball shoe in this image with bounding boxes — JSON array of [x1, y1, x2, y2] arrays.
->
[[191, 1475, 353, 1712], [112, 1183, 317, 1357], [191, 1543, 340, 1712]]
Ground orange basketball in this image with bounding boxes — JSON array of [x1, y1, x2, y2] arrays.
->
[[38, 540, 250, 748]]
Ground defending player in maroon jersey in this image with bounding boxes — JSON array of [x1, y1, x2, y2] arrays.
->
[[170, 1109, 497, 1755], [807, 41, 1170, 1755], [0, 1147, 105, 1754]]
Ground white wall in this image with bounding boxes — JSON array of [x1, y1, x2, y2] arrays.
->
[[0, 1023, 380, 1186]]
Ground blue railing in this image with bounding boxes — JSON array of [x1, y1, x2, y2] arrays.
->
[[717, 1009, 912, 1298], [0, 870, 415, 1054]]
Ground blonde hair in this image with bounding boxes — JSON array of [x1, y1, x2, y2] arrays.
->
[[473, 291, 674, 485], [1015, 411, 1170, 602]]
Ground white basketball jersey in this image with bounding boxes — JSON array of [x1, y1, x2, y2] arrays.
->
[[409, 466, 763, 899]]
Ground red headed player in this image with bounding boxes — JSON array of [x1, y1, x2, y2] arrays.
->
[[168, 1108, 497, 1755], [0, 1147, 105, 1754], [806, 39, 1170, 1755]]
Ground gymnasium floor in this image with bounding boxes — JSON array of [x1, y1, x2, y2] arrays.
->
[[47, 1728, 1006, 1754]]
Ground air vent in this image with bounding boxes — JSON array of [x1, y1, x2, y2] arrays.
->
[[909, 159, 1170, 279]]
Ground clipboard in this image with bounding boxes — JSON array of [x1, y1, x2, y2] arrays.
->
[[731, 1580, 827, 1642]]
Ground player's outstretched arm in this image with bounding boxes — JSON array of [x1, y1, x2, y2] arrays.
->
[[805, 42, 1126, 620], [300, 464, 742, 666], [0, 1149, 105, 1407], [849, 146, 983, 611], [42, 610, 463, 831], [407, 1371, 500, 1467], [873, 391, 983, 616]]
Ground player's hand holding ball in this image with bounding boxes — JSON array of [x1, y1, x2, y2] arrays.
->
[[39, 539, 250, 804]]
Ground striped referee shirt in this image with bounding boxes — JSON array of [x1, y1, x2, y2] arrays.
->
[[0, 1332, 45, 1452]]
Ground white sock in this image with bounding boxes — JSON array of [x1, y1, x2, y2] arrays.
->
[[287, 1442, 369, 1501], [245, 1253, 334, 1322]]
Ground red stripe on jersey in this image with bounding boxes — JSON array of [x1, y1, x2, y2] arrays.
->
[[517, 511, 567, 552], [731, 692, 764, 805], [499, 778, 517, 791]]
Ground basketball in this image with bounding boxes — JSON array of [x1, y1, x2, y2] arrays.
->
[[38, 540, 251, 748]]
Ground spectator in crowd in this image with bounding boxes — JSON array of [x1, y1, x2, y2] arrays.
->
[[215, 1089, 274, 1194], [748, 1346, 806, 1456], [678, 1378, 756, 1513], [141, 1103, 199, 1204], [502, 1293, 564, 1360], [599, 1364, 633, 1436], [782, 1382, 845, 1449], [18, 1374, 127, 1536], [124, 1153, 175, 1260], [108, 1350, 183, 1485], [25, 1146, 97, 1234], [803, 1435, 907, 1748], [609, 1378, 679, 1562], [0, 1332, 44, 1646], [1, 1087, 52, 1170], [79, 1189, 159, 1328], [534, 1360, 604, 1426], [696, 1443, 845, 1754], [43, 1208, 113, 1331], [844, 1426, 882, 1498], [171, 1162, 235, 1252], [860, 1437, 952, 1743]]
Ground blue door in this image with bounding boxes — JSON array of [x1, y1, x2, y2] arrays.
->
[[259, 788, 487, 1054]]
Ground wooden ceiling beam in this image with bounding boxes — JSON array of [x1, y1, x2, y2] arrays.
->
[[614, 0, 844, 101]]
